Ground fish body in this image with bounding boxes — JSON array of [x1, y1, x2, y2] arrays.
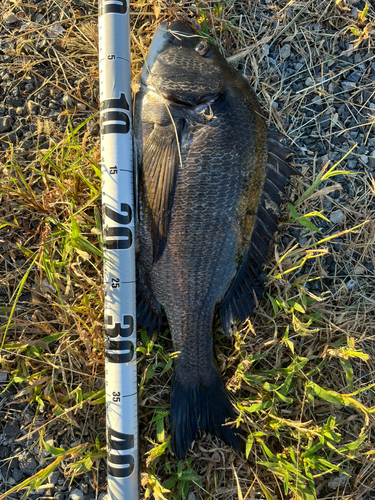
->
[[135, 22, 294, 458]]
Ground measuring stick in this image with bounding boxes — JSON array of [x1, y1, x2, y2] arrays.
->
[[98, 0, 139, 498]]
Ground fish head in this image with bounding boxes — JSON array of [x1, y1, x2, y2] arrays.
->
[[141, 21, 229, 108]]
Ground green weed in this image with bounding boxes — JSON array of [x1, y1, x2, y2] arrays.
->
[[0, 115, 105, 498]]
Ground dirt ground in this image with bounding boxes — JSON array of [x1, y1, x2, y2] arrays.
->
[[0, 0, 375, 499]]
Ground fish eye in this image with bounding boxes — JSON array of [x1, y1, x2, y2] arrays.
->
[[195, 41, 210, 57]]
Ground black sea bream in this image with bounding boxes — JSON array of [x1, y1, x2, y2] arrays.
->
[[134, 21, 295, 459]]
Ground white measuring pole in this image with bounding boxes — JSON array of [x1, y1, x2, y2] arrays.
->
[[98, 0, 138, 498]]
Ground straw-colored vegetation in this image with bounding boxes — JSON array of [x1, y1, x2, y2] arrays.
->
[[0, 0, 374, 499]]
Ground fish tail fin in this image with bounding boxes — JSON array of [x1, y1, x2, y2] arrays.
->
[[170, 368, 244, 459]]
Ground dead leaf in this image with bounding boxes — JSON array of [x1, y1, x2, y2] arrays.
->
[[305, 183, 342, 201]]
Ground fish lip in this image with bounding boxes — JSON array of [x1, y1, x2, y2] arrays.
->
[[159, 90, 222, 110], [143, 82, 221, 109]]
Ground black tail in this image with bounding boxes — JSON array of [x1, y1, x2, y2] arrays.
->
[[170, 368, 244, 459]]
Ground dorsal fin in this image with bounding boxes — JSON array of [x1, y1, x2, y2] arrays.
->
[[141, 122, 184, 261], [217, 129, 298, 335]]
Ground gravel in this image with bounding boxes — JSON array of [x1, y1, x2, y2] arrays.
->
[[49, 470, 61, 485], [341, 81, 357, 91], [279, 43, 291, 60], [12, 468, 23, 482], [4, 13, 18, 24], [18, 453, 38, 475], [0, 116, 12, 133], [330, 209, 345, 224], [3, 421, 20, 441], [328, 474, 350, 490], [68, 488, 85, 500], [369, 150, 375, 169]]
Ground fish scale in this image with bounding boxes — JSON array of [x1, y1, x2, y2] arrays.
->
[[135, 21, 296, 459]]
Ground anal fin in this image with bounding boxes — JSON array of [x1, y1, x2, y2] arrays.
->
[[136, 269, 162, 336]]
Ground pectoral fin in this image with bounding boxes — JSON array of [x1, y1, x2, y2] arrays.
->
[[141, 122, 184, 261]]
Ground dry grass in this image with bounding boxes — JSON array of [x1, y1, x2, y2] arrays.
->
[[1, 0, 375, 499]]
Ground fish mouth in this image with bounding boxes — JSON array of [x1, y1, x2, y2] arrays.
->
[[160, 91, 222, 109]]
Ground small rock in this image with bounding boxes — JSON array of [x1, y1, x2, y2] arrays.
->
[[76, 102, 86, 111], [69, 489, 84, 500], [0, 116, 12, 133], [98, 494, 108, 500], [346, 280, 356, 291], [5, 12, 18, 24], [37, 91, 48, 100], [12, 468, 23, 482], [347, 70, 361, 83], [365, 261, 374, 271], [9, 107, 17, 119], [369, 150, 375, 169], [18, 453, 38, 475], [25, 82, 34, 92], [35, 13, 44, 23], [7, 476, 16, 485], [88, 123, 100, 136], [16, 106, 23, 115], [305, 77, 314, 87], [10, 86, 19, 98], [320, 114, 330, 128], [56, 484, 68, 492], [62, 94, 73, 106], [323, 197, 332, 212], [49, 470, 60, 485], [311, 95, 322, 106], [27, 101, 39, 115], [330, 210, 345, 224], [280, 43, 291, 60], [53, 493, 65, 500], [328, 474, 349, 489], [8, 132, 17, 143], [4, 421, 20, 441], [80, 482, 90, 495], [341, 81, 356, 91]]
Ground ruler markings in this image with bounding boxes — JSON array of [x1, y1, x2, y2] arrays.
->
[[99, 0, 139, 497]]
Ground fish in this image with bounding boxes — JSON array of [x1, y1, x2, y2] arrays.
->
[[134, 21, 296, 459]]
